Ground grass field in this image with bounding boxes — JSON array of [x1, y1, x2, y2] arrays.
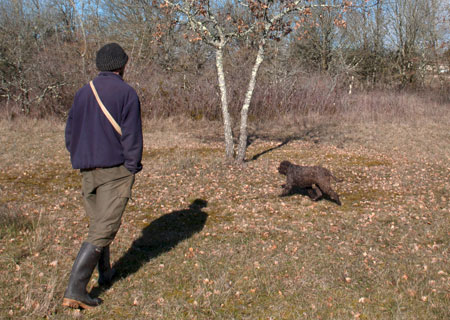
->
[[0, 95, 449, 319]]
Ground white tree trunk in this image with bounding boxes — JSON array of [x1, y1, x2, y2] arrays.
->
[[215, 47, 235, 159], [235, 40, 265, 163]]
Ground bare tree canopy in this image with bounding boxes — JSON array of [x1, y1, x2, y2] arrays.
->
[[0, 0, 449, 158]]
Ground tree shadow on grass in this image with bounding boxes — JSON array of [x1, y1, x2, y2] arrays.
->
[[246, 124, 336, 162], [246, 136, 294, 162], [91, 199, 208, 297]]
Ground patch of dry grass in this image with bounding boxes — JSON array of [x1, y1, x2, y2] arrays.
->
[[0, 105, 449, 319]]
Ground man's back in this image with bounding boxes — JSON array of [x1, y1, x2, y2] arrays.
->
[[65, 71, 143, 174]]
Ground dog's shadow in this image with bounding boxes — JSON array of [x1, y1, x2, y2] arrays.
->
[[91, 199, 208, 297], [280, 185, 316, 199], [280, 186, 339, 205]]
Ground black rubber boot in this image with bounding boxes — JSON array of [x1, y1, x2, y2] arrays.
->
[[62, 242, 103, 309], [98, 245, 116, 286]]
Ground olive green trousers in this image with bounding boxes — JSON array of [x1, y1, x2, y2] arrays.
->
[[81, 165, 135, 247]]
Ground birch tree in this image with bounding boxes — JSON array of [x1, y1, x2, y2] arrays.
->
[[160, 1, 376, 163]]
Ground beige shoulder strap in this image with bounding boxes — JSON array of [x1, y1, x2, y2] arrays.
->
[[89, 81, 122, 136]]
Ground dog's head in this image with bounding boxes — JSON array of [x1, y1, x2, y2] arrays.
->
[[278, 160, 292, 175]]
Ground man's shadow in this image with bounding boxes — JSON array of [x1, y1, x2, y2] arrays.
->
[[91, 199, 208, 297]]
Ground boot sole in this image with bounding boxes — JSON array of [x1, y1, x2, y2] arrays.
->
[[62, 298, 98, 309]]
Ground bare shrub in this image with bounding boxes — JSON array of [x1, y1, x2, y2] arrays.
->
[[128, 63, 221, 121], [341, 89, 450, 124], [250, 73, 344, 121], [0, 40, 98, 119]]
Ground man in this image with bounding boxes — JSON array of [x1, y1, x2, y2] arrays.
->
[[63, 43, 143, 309]]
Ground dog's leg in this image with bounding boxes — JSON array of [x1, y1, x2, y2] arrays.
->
[[317, 182, 341, 205], [306, 188, 316, 199], [280, 184, 292, 196], [311, 184, 322, 201]]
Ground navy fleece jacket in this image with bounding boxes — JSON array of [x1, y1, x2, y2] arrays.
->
[[65, 72, 143, 174]]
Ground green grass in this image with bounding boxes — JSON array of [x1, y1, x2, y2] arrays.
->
[[0, 117, 449, 319]]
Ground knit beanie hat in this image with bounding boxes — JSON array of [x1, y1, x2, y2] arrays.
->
[[96, 43, 128, 71]]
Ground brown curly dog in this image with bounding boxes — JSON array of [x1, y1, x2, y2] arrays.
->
[[278, 160, 342, 205]]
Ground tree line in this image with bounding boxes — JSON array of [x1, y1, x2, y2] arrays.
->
[[1, 0, 449, 120]]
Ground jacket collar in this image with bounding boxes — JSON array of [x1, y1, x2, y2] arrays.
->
[[97, 72, 124, 81]]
